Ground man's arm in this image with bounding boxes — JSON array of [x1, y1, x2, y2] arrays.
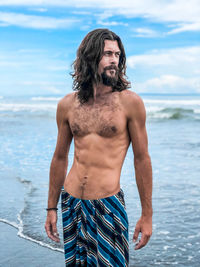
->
[[45, 96, 73, 242], [127, 92, 153, 250]]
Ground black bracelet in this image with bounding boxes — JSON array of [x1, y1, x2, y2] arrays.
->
[[46, 208, 58, 211]]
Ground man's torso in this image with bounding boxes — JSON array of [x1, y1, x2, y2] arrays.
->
[[63, 90, 132, 199]]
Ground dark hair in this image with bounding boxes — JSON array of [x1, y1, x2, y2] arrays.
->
[[71, 28, 131, 103]]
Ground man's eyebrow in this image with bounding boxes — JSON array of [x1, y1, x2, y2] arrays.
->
[[104, 50, 121, 53]]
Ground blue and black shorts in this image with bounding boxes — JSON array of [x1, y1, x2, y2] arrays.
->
[[61, 188, 129, 266]]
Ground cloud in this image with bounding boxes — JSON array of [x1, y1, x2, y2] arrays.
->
[[28, 7, 48, 12], [97, 20, 128, 27], [0, 0, 200, 25], [127, 46, 200, 93], [95, 10, 128, 27], [142, 75, 192, 88], [19, 81, 64, 93], [0, 1, 200, 34], [0, 11, 80, 29], [0, 49, 70, 71], [134, 75, 200, 93], [131, 27, 159, 38], [127, 46, 200, 70], [0, 48, 72, 96], [167, 22, 200, 35], [95, 10, 114, 21], [72, 11, 92, 15]]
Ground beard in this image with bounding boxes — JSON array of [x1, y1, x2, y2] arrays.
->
[[101, 65, 118, 87]]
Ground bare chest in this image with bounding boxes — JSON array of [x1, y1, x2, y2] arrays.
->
[[69, 98, 125, 138]]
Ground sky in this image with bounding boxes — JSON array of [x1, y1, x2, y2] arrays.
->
[[0, 0, 200, 96]]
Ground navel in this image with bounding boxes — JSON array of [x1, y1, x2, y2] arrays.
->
[[80, 176, 88, 198]]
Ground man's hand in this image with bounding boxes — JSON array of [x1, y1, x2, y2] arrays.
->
[[45, 210, 60, 242], [133, 216, 152, 250]]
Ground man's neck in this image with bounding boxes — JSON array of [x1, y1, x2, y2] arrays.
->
[[93, 83, 113, 101]]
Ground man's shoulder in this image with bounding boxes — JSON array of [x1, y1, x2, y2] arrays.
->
[[57, 92, 76, 110], [56, 92, 77, 121], [120, 89, 144, 110]]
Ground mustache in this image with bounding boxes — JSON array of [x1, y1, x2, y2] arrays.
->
[[104, 65, 118, 71]]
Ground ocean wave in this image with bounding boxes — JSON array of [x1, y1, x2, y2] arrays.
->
[[0, 218, 63, 253], [0, 102, 56, 119], [143, 99, 200, 106], [0, 176, 64, 253], [31, 96, 61, 101], [0, 98, 200, 121], [0, 218, 19, 229], [16, 177, 32, 185], [147, 107, 200, 120], [187, 142, 200, 148], [3, 176, 63, 253], [0, 103, 57, 112]]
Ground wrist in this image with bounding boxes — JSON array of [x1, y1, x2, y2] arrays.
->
[[46, 207, 58, 211], [141, 210, 153, 219]]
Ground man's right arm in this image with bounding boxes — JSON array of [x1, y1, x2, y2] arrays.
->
[[124, 91, 153, 250], [45, 95, 73, 242]]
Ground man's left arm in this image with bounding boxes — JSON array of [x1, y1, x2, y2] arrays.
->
[[127, 92, 153, 250]]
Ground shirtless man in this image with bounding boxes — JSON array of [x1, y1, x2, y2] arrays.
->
[[45, 29, 152, 266]]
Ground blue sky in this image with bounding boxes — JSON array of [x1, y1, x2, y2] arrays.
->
[[0, 0, 200, 96]]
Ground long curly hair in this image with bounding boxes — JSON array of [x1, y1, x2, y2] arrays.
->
[[71, 28, 131, 103]]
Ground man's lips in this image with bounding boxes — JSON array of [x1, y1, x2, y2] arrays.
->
[[109, 69, 116, 74], [104, 65, 118, 71]]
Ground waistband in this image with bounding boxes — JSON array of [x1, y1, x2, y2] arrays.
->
[[61, 187, 126, 218]]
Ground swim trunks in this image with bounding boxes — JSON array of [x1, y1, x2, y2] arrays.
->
[[61, 188, 129, 267]]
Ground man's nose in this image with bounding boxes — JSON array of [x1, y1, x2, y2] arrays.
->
[[110, 54, 118, 65]]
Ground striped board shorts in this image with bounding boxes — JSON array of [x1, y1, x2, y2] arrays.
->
[[61, 188, 129, 267]]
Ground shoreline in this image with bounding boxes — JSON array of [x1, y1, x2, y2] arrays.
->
[[0, 222, 64, 267]]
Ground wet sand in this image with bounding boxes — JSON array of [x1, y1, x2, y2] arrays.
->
[[0, 222, 64, 267]]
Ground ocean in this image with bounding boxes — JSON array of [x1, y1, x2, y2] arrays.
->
[[0, 93, 200, 266]]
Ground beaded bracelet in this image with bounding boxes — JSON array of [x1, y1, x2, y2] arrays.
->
[[46, 208, 58, 211]]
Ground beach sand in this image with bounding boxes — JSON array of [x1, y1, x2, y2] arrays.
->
[[0, 222, 64, 267]]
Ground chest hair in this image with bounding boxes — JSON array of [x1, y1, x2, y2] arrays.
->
[[70, 94, 122, 137]]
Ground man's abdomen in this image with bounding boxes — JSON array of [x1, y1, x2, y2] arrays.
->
[[64, 164, 121, 200]]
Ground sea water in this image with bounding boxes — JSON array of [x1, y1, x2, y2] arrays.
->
[[0, 93, 200, 266]]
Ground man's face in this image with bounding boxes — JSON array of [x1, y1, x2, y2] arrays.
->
[[98, 40, 120, 86]]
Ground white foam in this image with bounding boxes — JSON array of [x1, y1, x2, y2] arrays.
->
[[0, 218, 19, 229], [0, 103, 57, 112], [163, 245, 170, 250], [158, 230, 170, 235], [146, 106, 163, 113], [0, 216, 63, 253], [143, 99, 200, 106], [179, 247, 186, 251], [148, 112, 172, 119], [31, 96, 61, 101], [188, 235, 196, 239]]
